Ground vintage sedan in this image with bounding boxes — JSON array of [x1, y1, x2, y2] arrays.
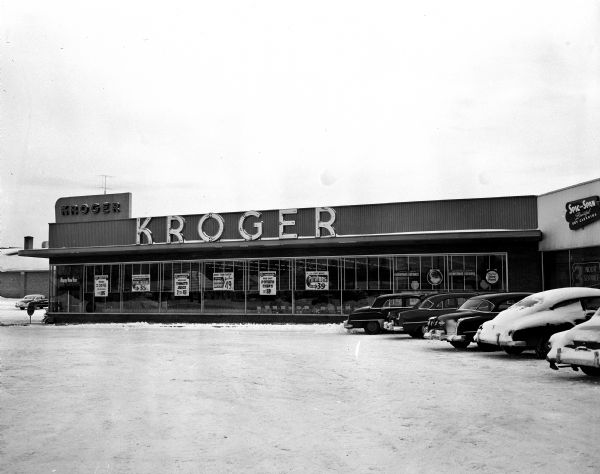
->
[[474, 287, 600, 359], [15, 294, 48, 310], [344, 293, 426, 334], [425, 292, 532, 349], [383, 292, 481, 338], [547, 308, 600, 377]]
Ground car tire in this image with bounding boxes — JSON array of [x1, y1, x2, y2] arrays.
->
[[450, 340, 470, 349], [504, 347, 524, 356], [534, 336, 551, 360], [409, 325, 426, 339], [580, 366, 600, 377], [476, 342, 497, 351], [364, 321, 380, 335]]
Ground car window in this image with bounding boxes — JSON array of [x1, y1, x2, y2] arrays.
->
[[551, 298, 584, 310], [443, 298, 457, 309], [459, 299, 483, 310], [582, 297, 600, 312], [419, 299, 435, 309], [512, 295, 542, 309], [408, 297, 422, 306], [475, 300, 493, 311], [497, 299, 516, 311]]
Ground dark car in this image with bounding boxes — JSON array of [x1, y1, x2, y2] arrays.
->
[[15, 294, 48, 310], [383, 292, 481, 338], [424, 292, 532, 349], [344, 293, 427, 334]]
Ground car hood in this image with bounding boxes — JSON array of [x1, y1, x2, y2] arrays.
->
[[437, 310, 483, 323], [479, 301, 586, 336], [350, 306, 375, 315]]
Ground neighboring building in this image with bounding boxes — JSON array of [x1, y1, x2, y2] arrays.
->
[[1, 238, 49, 298], [538, 178, 600, 290]]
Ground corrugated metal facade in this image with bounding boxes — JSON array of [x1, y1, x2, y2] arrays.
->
[[49, 196, 538, 249]]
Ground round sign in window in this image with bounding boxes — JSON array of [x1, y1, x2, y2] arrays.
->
[[485, 270, 499, 285], [427, 269, 443, 286]]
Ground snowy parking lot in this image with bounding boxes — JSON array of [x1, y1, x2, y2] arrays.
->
[[1, 298, 600, 473]]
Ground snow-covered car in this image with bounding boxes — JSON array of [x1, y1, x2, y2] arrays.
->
[[343, 293, 426, 334], [547, 308, 600, 377], [383, 292, 480, 338], [425, 292, 532, 349], [15, 294, 48, 310], [473, 287, 600, 359]]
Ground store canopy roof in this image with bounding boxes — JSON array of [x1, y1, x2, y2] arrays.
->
[[20, 229, 542, 259]]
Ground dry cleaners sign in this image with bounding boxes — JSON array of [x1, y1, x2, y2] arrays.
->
[[135, 207, 337, 245], [565, 196, 600, 230]]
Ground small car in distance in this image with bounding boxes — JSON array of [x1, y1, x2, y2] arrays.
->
[[425, 292, 532, 349], [547, 307, 600, 377], [344, 293, 427, 334], [15, 294, 48, 310], [474, 287, 600, 359], [384, 292, 481, 338]]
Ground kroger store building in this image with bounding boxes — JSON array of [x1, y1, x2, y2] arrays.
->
[[20, 178, 600, 324]]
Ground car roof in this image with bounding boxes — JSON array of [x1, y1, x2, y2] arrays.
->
[[375, 293, 429, 298], [467, 292, 532, 302], [423, 292, 481, 301]]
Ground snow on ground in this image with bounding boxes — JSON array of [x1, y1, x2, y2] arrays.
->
[[1, 301, 600, 473]]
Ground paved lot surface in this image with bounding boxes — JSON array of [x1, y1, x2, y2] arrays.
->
[[1, 299, 600, 473]]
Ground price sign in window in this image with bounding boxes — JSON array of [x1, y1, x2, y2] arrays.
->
[[306, 271, 329, 290]]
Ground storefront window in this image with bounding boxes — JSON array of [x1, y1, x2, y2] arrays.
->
[[53, 265, 84, 312], [161, 261, 202, 313], [50, 252, 509, 315], [203, 260, 245, 313], [122, 262, 160, 313], [247, 259, 293, 314], [83, 264, 121, 313]]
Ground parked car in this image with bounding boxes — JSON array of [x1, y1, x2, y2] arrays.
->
[[383, 292, 481, 338], [547, 307, 600, 377], [425, 292, 532, 349], [474, 287, 600, 359], [344, 293, 427, 334], [15, 294, 48, 310]]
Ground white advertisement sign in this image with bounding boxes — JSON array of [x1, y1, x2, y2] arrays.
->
[[174, 273, 190, 296], [132, 274, 151, 292], [259, 271, 277, 295], [305, 271, 329, 290], [213, 272, 234, 291], [94, 275, 109, 297]]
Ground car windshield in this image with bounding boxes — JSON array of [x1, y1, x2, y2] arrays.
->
[[459, 299, 492, 311]]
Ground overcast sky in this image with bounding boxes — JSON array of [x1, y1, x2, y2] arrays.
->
[[1, 1, 599, 247]]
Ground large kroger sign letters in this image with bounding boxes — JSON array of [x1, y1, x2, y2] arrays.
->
[[136, 207, 337, 245]]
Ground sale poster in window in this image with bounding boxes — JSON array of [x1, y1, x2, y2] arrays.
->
[[174, 273, 190, 296], [305, 271, 329, 290], [94, 275, 109, 297], [213, 272, 234, 291], [132, 274, 151, 292], [259, 271, 277, 295]]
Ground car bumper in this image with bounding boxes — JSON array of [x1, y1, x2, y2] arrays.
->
[[549, 346, 600, 368], [424, 330, 446, 341], [383, 322, 403, 332], [475, 331, 527, 348], [343, 322, 354, 330]]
